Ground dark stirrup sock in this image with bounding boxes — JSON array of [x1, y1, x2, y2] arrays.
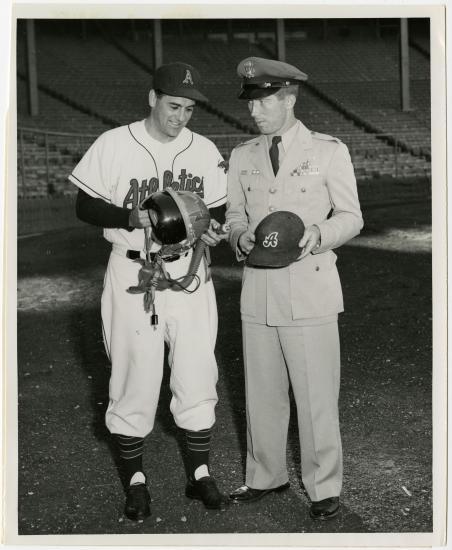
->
[[114, 434, 145, 484], [185, 427, 212, 479]]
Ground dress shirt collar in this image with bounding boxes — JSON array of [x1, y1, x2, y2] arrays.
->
[[267, 120, 300, 153]]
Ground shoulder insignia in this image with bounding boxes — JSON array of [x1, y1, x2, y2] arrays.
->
[[311, 131, 341, 143], [218, 159, 229, 173], [234, 136, 259, 149]]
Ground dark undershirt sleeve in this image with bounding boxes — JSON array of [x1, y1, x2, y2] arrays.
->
[[75, 188, 133, 230], [76, 189, 226, 232]]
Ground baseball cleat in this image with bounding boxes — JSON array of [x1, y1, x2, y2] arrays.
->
[[185, 476, 228, 509], [124, 483, 151, 521], [229, 482, 290, 503]]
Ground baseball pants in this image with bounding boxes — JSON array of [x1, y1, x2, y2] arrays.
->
[[242, 321, 342, 502], [102, 249, 219, 438]]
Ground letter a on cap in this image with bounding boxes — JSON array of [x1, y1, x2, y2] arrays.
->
[[263, 232, 279, 248], [183, 70, 194, 85]]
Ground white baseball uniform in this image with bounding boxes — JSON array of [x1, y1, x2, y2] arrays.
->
[[69, 120, 227, 437]]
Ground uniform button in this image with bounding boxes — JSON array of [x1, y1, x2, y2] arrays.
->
[[301, 187, 306, 193], [269, 187, 277, 194], [269, 206, 276, 212], [315, 266, 320, 271]]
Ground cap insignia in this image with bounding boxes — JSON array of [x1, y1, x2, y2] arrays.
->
[[183, 69, 194, 86], [244, 60, 256, 78]]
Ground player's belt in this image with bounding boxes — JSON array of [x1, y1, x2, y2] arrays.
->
[[125, 249, 186, 263]]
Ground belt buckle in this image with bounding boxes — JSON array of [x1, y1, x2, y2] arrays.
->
[[126, 250, 142, 260]]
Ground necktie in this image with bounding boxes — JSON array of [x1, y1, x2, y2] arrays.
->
[[269, 135, 282, 176]]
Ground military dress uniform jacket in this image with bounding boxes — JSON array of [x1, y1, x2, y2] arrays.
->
[[226, 120, 363, 324]]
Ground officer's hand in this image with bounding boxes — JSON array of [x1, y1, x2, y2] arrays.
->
[[297, 225, 321, 259], [200, 219, 229, 247], [129, 207, 153, 229], [238, 230, 256, 255]]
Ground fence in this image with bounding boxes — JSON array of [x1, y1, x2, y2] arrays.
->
[[17, 126, 431, 196], [16, 127, 431, 235]]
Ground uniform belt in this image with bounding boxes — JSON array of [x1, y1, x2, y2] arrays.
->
[[125, 249, 187, 263]]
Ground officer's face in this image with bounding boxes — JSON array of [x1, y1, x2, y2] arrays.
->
[[149, 91, 195, 141], [248, 93, 290, 135]]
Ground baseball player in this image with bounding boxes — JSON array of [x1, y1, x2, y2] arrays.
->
[[69, 62, 228, 520], [226, 57, 363, 520]]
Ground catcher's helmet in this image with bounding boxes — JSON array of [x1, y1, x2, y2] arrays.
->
[[247, 211, 305, 268], [141, 188, 210, 247]]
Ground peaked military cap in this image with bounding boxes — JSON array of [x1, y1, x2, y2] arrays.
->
[[153, 62, 208, 102], [237, 57, 308, 100]]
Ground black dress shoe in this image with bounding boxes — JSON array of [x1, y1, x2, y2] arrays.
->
[[124, 483, 151, 521], [229, 482, 290, 503], [309, 497, 340, 520], [185, 476, 227, 509]]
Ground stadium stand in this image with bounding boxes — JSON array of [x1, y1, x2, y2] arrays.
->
[[16, 19, 431, 205], [283, 36, 431, 162], [98, 29, 431, 178]]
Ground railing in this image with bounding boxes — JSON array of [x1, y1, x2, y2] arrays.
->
[[17, 127, 431, 199]]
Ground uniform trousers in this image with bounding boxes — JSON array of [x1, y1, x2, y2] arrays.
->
[[102, 250, 219, 438], [242, 320, 342, 501]]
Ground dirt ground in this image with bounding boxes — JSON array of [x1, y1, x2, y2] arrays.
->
[[15, 200, 433, 536]]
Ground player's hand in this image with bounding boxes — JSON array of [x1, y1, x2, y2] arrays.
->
[[129, 207, 153, 229], [200, 219, 230, 247], [297, 225, 321, 259], [238, 229, 256, 255]]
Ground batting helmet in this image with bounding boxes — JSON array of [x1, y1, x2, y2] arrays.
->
[[247, 211, 305, 268]]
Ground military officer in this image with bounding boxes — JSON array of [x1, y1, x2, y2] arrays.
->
[[226, 57, 363, 520]]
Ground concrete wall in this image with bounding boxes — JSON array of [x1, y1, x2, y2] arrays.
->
[[18, 197, 83, 235]]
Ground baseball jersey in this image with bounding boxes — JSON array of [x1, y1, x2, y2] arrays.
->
[[69, 120, 227, 251]]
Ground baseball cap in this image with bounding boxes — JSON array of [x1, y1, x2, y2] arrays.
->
[[247, 211, 305, 268], [237, 57, 308, 100], [153, 62, 208, 103]]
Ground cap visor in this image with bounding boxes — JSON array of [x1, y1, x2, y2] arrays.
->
[[238, 87, 280, 100], [246, 247, 301, 268]]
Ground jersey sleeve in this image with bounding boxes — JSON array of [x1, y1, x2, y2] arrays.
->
[[68, 132, 114, 203], [201, 141, 228, 209]]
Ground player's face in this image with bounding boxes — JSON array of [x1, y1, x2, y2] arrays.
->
[[247, 93, 292, 135], [149, 92, 195, 141]]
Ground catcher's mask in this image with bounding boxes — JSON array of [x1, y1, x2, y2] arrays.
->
[[247, 211, 305, 268], [141, 188, 210, 248]]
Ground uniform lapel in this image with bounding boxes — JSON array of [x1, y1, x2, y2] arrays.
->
[[248, 135, 274, 181], [278, 121, 313, 179]]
